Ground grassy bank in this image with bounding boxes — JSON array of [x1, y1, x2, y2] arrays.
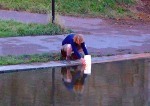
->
[[1, 52, 149, 65], [56, 0, 134, 18], [0, 0, 135, 18], [0, 20, 71, 37], [0, 0, 49, 14], [0, 53, 102, 65], [0, 52, 98, 65], [0, 53, 61, 65]]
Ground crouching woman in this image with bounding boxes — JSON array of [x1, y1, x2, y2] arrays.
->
[[61, 34, 88, 65]]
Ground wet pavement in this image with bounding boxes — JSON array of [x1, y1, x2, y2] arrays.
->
[[0, 10, 150, 56], [0, 58, 149, 106], [0, 34, 150, 56]]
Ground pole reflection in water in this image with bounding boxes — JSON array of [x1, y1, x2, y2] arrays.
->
[[51, 68, 55, 106], [0, 58, 149, 106]]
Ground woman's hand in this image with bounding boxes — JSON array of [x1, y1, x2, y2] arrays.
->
[[80, 58, 86, 65]]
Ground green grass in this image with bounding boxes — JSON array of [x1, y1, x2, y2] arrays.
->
[[0, 53, 102, 65], [0, 52, 150, 66], [56, 0, 130, 15], [0, 0, 135, 18], [1, 52, 149, 65], [0, 53, 62, 65], [0, 0, 49, 14], [0, 53, 98, 65], [0, 20, 71, 37]]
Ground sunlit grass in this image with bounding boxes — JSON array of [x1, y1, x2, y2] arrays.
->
[[0, 0, 135, 18], [0, 0, 49, 13], [0, 53, 102, 65], [0, 20, 72, 37], [1, 52, 148, 65], [0, 53, 62, 65]]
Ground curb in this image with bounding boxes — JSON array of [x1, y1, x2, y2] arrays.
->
[[0, 53, 149, 73]]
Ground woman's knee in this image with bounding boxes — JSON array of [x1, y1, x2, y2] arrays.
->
[[66, 44, 72, 53], [62, 44, 72, 56]]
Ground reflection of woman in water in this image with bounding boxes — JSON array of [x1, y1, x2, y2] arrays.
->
[[61, 65, 87, 94]]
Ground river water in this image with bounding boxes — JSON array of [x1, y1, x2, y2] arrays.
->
[[0, 58, 149, 106]]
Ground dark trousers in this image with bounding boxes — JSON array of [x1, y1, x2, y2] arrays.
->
[[61, 49, 78, 60]]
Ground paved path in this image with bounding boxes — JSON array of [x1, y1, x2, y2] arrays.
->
[[0, 10, 150, 56]]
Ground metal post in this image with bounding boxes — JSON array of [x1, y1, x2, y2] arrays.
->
[[52, 0, 55, 23]]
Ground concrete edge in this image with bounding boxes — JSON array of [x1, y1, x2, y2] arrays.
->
[[0, 53, 150, 73]]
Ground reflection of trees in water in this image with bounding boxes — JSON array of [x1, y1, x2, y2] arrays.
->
[[87, 59, 147, 106], [0, 59, 148, 106], [0, 69, 54, 106]]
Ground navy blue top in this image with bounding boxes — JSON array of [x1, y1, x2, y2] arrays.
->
[[62, 34, 88, 59]]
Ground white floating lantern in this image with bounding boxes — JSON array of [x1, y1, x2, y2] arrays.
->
[[84, 55, 91, 75]]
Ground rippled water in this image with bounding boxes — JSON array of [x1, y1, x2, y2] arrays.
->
[[0, 59, 149, 106]]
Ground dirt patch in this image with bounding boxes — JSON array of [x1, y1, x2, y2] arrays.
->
[[106, 18, 150, 26], [103, 17, 150, 36], [104, 0, 150, 26], [137, 0, 150, 14], [131, 0, 150, 21]]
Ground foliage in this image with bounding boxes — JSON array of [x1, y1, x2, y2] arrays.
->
[[0, 20, 71, 37], [0, 53, 62, 65], [0, 0, 135, 18], [0, 53, 104, 65]]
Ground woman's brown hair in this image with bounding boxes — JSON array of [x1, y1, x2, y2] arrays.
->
[[73, 34, 84, 44]]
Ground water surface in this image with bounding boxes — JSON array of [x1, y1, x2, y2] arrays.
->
[[0, 59, 149, 106]]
